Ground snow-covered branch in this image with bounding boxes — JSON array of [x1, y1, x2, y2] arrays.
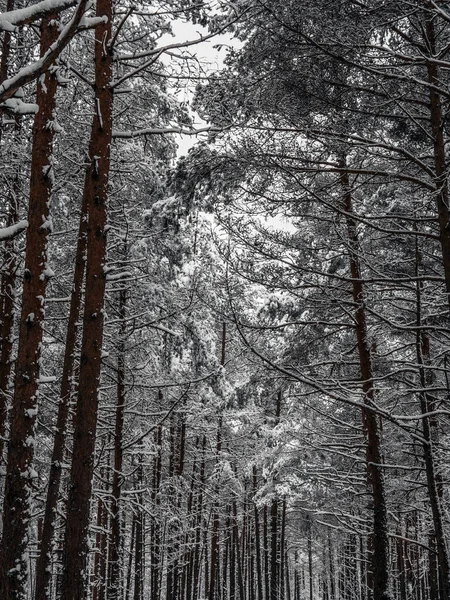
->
[[0, 0, 78, 31], [0, 0, 88, 103], [0, 220, 28, 241], [112, 125, 222, 138]]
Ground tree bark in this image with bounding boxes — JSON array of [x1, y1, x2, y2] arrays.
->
[[60, 0, 113, 595], [107, 282, 128, 600], [424, 10, 450, 316], [270, 498, 278, 600], [340, 162, 391, 600], [35, 169, 88, 600], [134, 455, 144, 600], [415, 240, 450, 600], [0, 14, 60, 599], [253, 466, 264, 600]]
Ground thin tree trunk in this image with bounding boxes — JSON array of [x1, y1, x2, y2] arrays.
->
[[0, 14, 60, 599], [308, 518, 313, 600], [125, 512, 136, 600], [280, 499, 286, 600], [92, 487, 108, 600], [285, 552, 291, 600], [253, 467, 264, 600], [151, 422, 163, 600], [415, 239, 450, 600], [340, 162, 391, 600], [424, 10, 450, 317], [134, 455, 144, 600], [264, 505, 270, 600], [107, 282, 128, 600], [60, 0, 113, 595], [233, 498, 245, 600], [270, 498, 278, 600], [166, 415, 176, 600], [328, 533, 335, 600], [209, 322, 226, 600], [192, 436, 206, 600], [35, 169, 88, 600], [223, 511, 231, 600], [209, 415, 223, 600]]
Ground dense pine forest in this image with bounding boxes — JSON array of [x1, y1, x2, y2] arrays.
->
[[1, 1, 450, 599]]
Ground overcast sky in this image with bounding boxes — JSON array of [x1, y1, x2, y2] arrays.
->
[[159, 19, 239, 156]]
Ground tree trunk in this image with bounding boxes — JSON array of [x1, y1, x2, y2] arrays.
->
[[60, 0, 113, 595], [264, 505, 270, 600], [92, 484, 108, 600], [307, 518, 313, 600], [35, 170, 88, 600], [125, 512, 136, 600], [192, 436, 206, 600], [0, 14, 60, 599], [209, 415, 223, 600], [280, 499, 286, 600], [107, 283, 128, 600], [415, 241, 450, 600], [253, 467, 264, 600], [151, 422, 163, 600], [424, 10, 450, 316], [233, 497, 245, 600], [270, 498, 278, 600], [340, 163, 391, 600], [134, 455, 144, 600]]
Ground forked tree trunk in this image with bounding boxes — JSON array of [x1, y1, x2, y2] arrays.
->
[[0, 14, 60, 599], [35, 176, 88, 600], [339, 162, 391, 600], [60, 0, 113, 595]]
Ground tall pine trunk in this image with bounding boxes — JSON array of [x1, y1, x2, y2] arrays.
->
[[0, 14, 60, 599], [414, 240, 449, 599], [34, 173, 88, 600], [60, 0, 113, 595], [340, 162, 391, 600]]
